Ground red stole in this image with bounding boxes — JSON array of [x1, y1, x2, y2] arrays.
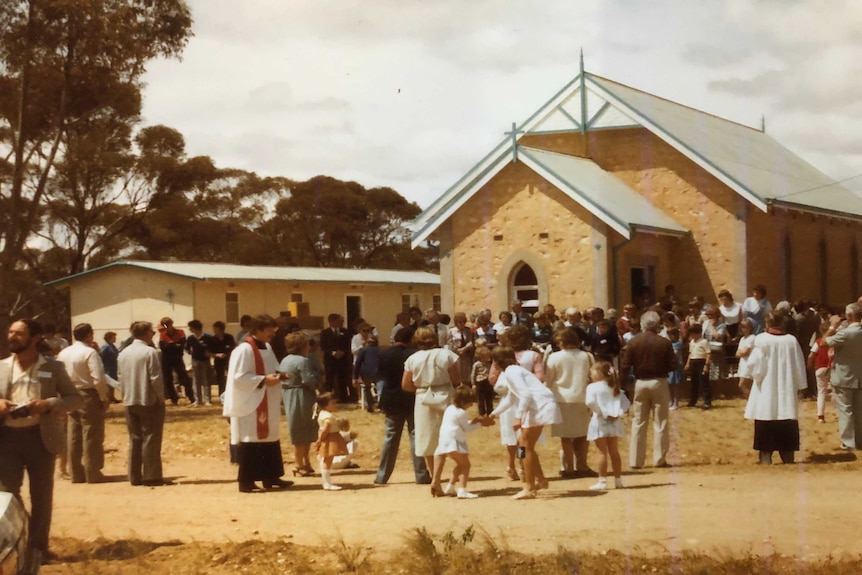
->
[[246, 337, 269, 440]]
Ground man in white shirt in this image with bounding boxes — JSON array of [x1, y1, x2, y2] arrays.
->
[[57, 323, 110, 483], [118, 321, 171, 486]]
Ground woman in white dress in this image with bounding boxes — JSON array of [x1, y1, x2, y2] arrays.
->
[[491, 345, 561, 500], [401, 326, 460, 497]]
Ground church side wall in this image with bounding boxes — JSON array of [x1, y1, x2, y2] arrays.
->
[[747, 208, 862, 307], [447, 161, 601, 314]]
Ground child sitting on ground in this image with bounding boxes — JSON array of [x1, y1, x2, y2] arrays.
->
[[331, 418, 360, 470]]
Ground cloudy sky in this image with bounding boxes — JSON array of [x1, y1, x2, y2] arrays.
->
[[140, 0, 862, 208]]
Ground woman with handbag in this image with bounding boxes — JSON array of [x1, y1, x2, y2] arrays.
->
[[401, 326, 461, 497]]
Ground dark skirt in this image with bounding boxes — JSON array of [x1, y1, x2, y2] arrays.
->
[[237, 440, 284, 482], [753, 420, 800, 452]]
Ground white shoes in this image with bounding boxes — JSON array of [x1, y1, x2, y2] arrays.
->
[[512, 489, 536, 500], [457, 488, 478, 499], [443, 483, 457, 496], [590, 477, 624, 490], [321, 469, 341, 491]]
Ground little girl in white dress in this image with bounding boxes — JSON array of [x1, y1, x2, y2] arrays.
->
[[434, 386, 490, 499], [585, 361, 630, 490]]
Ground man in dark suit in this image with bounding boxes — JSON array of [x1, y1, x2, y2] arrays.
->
[[374, 327, 431, 484], [0, 318, 83, 571], [319, 313, 354, 402]]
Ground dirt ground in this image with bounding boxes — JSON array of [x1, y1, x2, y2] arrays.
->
[[34, 396, 862, 571]]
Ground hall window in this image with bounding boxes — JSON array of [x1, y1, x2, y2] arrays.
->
[[225, 292, 239, 324]]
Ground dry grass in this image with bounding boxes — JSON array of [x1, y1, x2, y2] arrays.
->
[[45, 534, 862, 574]]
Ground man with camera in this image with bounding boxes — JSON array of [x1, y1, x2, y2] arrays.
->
[[0, 318, 83, 572]]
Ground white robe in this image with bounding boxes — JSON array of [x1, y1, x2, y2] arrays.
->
[[743, 332, 807, 421], [223, 341, 282, 443]]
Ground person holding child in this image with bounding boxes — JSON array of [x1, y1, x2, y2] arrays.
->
[[585, 361, 631, 490], [808, 322, 832, 424], [433, 386, 493, 499], [314, 393, 348, 490], [491, 346, 562, 500]]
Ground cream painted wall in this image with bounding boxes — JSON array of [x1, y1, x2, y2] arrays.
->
[[68, 267, 194, 343], [64, 267, 438, 343]]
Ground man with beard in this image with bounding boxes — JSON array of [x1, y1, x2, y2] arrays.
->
[[0, 319, 83, 571]]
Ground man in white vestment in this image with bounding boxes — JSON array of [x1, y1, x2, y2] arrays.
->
[[222, 315, 293, 493], [742, 310, 807, 464]]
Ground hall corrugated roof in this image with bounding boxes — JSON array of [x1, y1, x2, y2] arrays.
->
[[45, 260, 440, 287]]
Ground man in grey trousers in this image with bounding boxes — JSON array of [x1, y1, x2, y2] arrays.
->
[[824, 302, 862, 450], [118, 321, 170, 486]]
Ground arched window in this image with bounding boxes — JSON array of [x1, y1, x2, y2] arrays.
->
[[819, 238, 828, 304], [511, 263, 539, 314], [852, 241, 859, 300]]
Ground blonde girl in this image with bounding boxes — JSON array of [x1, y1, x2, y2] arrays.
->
[[433, 386, 490, 499], [585, 361, 630, 490], [314, 393, 348, 491]]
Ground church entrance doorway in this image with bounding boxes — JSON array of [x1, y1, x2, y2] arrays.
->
[[630, 266, 655, 308], [511, 263, 539, 314]]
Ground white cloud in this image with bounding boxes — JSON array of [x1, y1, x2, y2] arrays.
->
[[139, 0, 862, 208]]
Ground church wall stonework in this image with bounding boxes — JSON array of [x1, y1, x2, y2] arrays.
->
[[747, 207, 862, 307], [446, 161, 602, 314]]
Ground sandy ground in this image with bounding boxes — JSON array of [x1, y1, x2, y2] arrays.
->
[[37, 399, 862, 564]]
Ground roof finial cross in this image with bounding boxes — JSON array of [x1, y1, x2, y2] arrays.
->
[[505, 122, 525, 163]]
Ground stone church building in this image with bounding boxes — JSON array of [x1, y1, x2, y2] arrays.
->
[[411, 63, 862, 315]]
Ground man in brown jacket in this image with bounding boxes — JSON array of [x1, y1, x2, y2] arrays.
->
[[621, 310, 677, 469], [0, 318, 83, 571]]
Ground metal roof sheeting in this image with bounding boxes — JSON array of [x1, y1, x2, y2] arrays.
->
[[46, 260, 440, 287], [519, 147, 689, 238], [588, 74, 862, 217]]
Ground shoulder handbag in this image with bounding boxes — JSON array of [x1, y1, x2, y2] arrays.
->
[[419, 387, 450, 411]]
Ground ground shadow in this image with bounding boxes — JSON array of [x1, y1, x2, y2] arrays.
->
[[623, 482, 674, 490], [807, 451, 858, 464], [475, 486, 523, 497], [174, 478, 235, 486], [542, 490, 606, 499]]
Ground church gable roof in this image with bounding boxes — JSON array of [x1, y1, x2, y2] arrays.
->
[[519, 147, 688, 238], [412, 69, 862, 247]]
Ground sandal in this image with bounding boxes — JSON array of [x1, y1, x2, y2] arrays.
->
[[505, 467, 519, 481], [292, 467, 315, 477]]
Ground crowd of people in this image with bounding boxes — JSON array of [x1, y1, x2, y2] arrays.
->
[[2, 285, 862, 572]]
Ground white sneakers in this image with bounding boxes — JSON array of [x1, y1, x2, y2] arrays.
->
[[590, 477, 624, 490]]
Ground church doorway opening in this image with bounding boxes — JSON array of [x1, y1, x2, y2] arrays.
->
[[630, 266, 655, 308], [511, 263, 539, 314]]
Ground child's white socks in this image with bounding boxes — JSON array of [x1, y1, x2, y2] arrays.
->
[[321, 469, 341, 491]]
